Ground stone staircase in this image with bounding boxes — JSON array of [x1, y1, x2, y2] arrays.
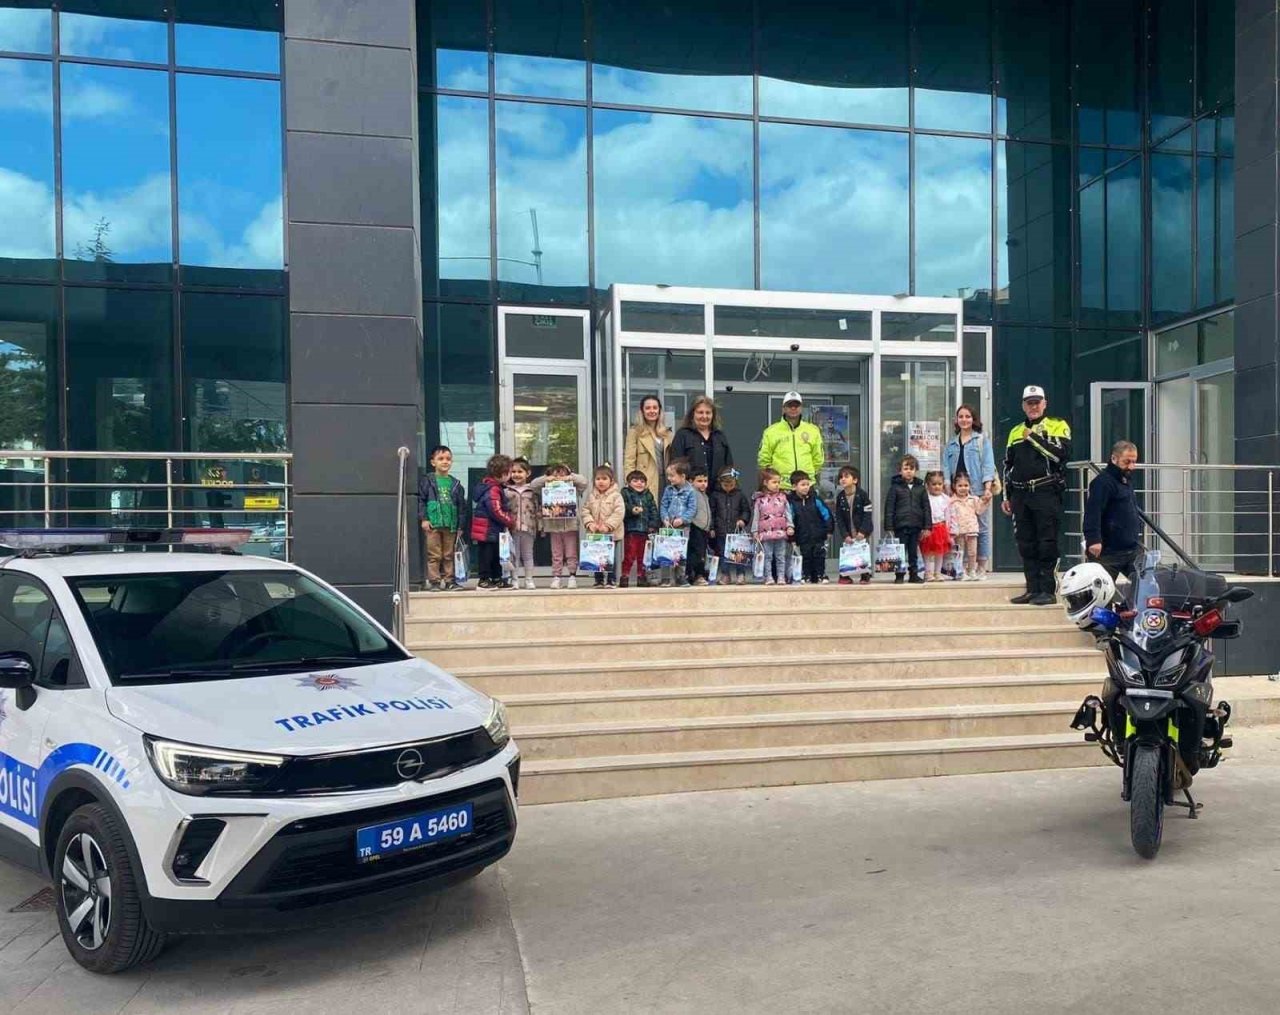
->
[[406, 578, 1122, 803]]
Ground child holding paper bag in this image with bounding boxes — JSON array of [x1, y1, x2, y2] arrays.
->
[[531, 464, 588, 589], [581, 465, 624, 589], [833, 465, 873, 585]]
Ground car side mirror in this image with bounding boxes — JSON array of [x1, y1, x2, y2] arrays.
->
[[1224, 587, 1254, 604], [1211, 620, 1243, 640], [0, 651, 34, 689]]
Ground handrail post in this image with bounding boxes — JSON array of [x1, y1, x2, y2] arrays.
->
[[1181, 467, 1191, 563], [283, 458, 292, 562], [165, 458, 174, 529], [1269, 470, 1275, 578], [392, 447, 411, 643], [42, 456, 51, 528]]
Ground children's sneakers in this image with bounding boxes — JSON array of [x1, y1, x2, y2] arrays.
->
[[525, 577, 537, 590], [549, 577, 562, 590], [566, 575, 578, 589]]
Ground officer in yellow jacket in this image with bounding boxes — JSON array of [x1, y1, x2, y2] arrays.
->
[[1001, 385, 1072, 606], [757, 391, 825, 491]]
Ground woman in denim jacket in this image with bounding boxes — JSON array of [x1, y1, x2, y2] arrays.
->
[[942, 404, 997, 578]]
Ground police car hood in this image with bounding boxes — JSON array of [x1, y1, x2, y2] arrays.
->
[[104, 657, 492, 754]]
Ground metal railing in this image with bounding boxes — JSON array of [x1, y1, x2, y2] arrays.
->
[[1063, 461, 1277, 576], [391, 446, 411, 643], [0, 450, 293, 560]]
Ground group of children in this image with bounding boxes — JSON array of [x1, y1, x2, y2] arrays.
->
[[419, 444, 989, 590]]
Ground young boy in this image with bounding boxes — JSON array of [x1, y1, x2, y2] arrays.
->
[[884, 454, 930, 585], [470, 454, 516, 590], [709, 467, 751, 584], [620, 470, 659, 588], [419, 444, 468, 591], [834, 465, 873, 585], [687, 469, 713, 586], [659, 459, 696, 587], [788, 471, 833, 584]]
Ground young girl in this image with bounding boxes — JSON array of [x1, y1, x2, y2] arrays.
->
[[531, 463, 588, 589], [505, 457, 539, 590], [750, 467, 794, 585], [581, 465, 625, 588], [947, 475, 988, 581], [918, 470, 953, 582]]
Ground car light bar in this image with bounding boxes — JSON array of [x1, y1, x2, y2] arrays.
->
[[0, 528, 252, 549]]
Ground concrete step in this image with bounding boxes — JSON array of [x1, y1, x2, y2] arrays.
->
[[516, 702, 1080, 760], [518, 733, 1106, 804], [413, 625, 1086, 668], [502, 673, 1105, 724], [455, 646, 1107, 696], [408, 603, 1060, 640], [409, 579, 1027, 618]]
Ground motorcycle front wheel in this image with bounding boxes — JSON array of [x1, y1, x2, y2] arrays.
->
[[1129, 745, 1165, 859]]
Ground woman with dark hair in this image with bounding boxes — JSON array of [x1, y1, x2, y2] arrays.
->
[[942, 403, 997, 578], [669, 394, 734, 484], [623, 394, 673, 496]]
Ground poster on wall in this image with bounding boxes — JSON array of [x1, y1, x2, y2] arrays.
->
[[810, 404, 851, 461], [907, 420, 942, 472]]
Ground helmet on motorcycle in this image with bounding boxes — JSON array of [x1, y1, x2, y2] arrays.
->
[[1059, 562, 1116, 628]]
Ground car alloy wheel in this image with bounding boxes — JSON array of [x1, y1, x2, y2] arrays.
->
[[61, 832, 112, 950]]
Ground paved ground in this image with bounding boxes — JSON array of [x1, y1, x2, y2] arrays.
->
[[6, 726, 1280, 1014]]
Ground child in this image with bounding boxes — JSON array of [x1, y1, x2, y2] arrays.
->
[[750, 467, 794, 585], [884, 454, 930, 585], [948, 475, 988, 581], [659, 459, 697, 587], [470, 454, 516, 590], [788, 471, 833, 584], [418, 444, 468, 592], [834, 465, 873, 585], [531, 463, 588, 589], [710, 467, 751, 585], [582, 465, 625, 588], [620, 470, 659, 587], [687, 469, 713, 585], [505, 456, 539, 590], [918, 470, 953, 582]]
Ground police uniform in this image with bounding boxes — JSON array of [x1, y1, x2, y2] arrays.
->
[[1003, 387, 1072, 603]]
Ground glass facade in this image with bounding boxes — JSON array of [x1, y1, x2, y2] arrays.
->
[[0, 1, 285, 454]]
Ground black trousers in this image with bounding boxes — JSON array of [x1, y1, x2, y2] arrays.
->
[[477, 541, 502, 582], [685, 526, 708, 580], [897, 527, 921, 578], [1010, 485, 1064, 593], [1091, 546, 1141, 584], [799, 542, 825, 582]]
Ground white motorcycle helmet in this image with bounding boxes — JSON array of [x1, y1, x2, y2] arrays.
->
[[1058, 562, 1116, 629]]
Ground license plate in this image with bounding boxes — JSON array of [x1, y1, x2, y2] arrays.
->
[[355, 802, 473, 862]]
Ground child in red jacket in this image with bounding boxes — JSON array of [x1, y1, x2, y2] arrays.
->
[[470, 454, 515, 590]]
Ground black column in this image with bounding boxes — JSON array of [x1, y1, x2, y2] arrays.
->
[[284, 0, 424, 620]]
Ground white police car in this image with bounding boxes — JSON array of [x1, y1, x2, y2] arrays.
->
[[0, 529, 517, 974]]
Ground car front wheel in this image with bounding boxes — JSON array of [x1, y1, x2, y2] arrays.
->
[[54, 803, 166, 974]]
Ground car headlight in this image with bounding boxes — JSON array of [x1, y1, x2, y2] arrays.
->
[[145, 737, 286, 796], [483, 699, 510, 749]]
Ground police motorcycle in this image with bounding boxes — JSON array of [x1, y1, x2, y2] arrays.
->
[[1064, 554, 1252, 859]]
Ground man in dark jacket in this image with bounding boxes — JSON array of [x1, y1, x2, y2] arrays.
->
[[1084, 440, 1142, 579], [884, 454, 930, 584], [788, 470, 833, 583]]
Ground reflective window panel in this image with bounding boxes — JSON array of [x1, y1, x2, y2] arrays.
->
[[881, 312, 955, 343], [0, 58, 55, 281], [915, 135, 992, 302], [0, 6, 51, 53], [994, 0, 1069, 141], [879, 356, 953, 494], [913, 0, 991, 133], [1074, 0, 1141, 147], [177, 74, 283, 288], [593, 109, 752, 289], [418, 0, 488, 91], [1217, 127, 1234, 304], [715, 306, 872, 342], [61, 63, 172, 283], [591, 0, 752, 115], [997, 142, 1072, 325], [59, 11, 168, 64], [426, 302, 496, 482], [624, 349, 704, 427], [760, 123, 908, 296], [1148, 0, 1194, 143], [1197, 0, 1233, 114], [1151, 153, 1193, 323], [422, 95, 491, 299], [182, 292, 286, 453], [65, 287, 173, 451], [170, 1, 282, 31], [494, 0, 585, 100], [504, 312, 585, 359], [176, 23, 280, 74], [758, 0, 908, 128], [0, 283, 58, 451], [495, 102, 588, 303], [619, 301, 704, 334], [1106, 157, 1143, 327]]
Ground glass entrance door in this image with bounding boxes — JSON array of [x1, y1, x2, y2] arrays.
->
[[1089, 382, 1150, 461], [499, 364, 590, 477]]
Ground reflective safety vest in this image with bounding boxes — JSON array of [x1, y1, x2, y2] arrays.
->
[[1004, 417, 1072, 488]]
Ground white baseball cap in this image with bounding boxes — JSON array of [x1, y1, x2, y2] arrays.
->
[[782, 390, 803, 405], [1021, 385, 1046, 401]]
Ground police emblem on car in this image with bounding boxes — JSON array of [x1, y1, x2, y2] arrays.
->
[[295, 672, 359, 691]]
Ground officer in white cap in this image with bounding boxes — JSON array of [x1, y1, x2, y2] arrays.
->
[[757, 390, 825, 492], [1001, 385, 1072, 605]]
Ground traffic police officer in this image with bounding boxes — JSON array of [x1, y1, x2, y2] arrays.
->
[[1001, 385, 1072, 606]]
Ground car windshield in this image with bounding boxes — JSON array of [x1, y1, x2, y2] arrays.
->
[[67, 570, 408, 683]]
